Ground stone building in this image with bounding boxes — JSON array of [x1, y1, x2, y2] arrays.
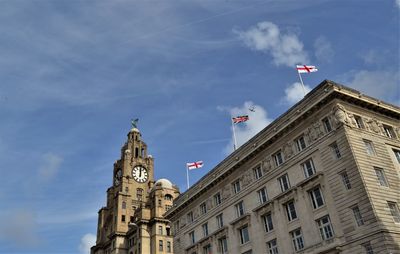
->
[[165, 80, 400, 254], [91, 128, 180, 254]]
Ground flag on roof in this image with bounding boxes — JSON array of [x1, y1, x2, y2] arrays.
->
[[232, 115, 249, 124], [186, 161, 204, 170], [296, 65, 318, 73]]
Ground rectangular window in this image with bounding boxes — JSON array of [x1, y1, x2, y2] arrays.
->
[[393, 149, 400, 163], [352, 206, 364, 226], [322, 117, 332, 133], [235, 201, 245, 217], [309, 186, 325, 209], [167, 241, 171, 253], [383, 124, 396, 138], [216, 214, 224, 228], [200, 202, 207, 214], [253, 165, 263, 179], [267, 239, 278, 254], [239, 225, 250, 244], [330, 142, 342, 159], [273, 150, 284, 166], [340, 171, 352, 190], [187, 211, 194, 223], [121, 215, 126, 222], [302, 159, 316, 178], [317, 215, 334, 240], [295, 135, 307, 152], [233, 180, 241, 194], [158, 225, 163, 235], [363, 140, 375, 156], [291, 228, 304, 251], [278, 174, 290, 192], [363, 242, 374, 254], [159, 240, 163, 251], [387, 202, 400, 223], [189, 231, 195, 244], [218, 237, 228, 254], [262, 213, 274, 232], [214, 192, 222, 206], [257, 187, 268, 204], [354, 115, 364, 129], [374, 167, 389, 187], [285, 200, 298, 221], [202, 223, 208, 237], [203, 244, 212, 254]]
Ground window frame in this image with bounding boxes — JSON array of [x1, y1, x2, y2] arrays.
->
[[216, 213, 224, 228], [266, 239, 278, 254], [273, 150, 284, 167], [330, 142, 342, 159], [257, 187, 268, 204], [374, 167, 389, 187], [316, 215, 334, 240], [278, 174, 290, 192], [352, 206, 364, 226], [202, 222, 208, 237], [218, 237, 228, 254], [309, 186, 325, 209], [393, 149, 400, 163], [291, 228, 304, 251], [232, 179, 241, 194], [383, 124, 396, 138], [340, 171, 352, 190], [239, 225, 250, 245], [262, 212, 274, 232], [295, 135, 307, 152], [214, 192, 222, 206], [285, 200, 298, 221], [387, 202, 400, 223], [200, 202, 207, 215], [253, 165, 263, 179], [363, 139, 376, 156], [354, 115, 364, 129], [235, 201, 245, 217], [302, 158, 316, 178], [322, 117, 332, 133]]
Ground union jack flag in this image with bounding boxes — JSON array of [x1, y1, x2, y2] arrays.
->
[[232, 115, 249, 124]]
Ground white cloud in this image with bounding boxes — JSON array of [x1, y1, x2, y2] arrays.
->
[[38, 152, 63, 181], [283, 82, 312, 105], [222, 101, 272, 154], [361, 49, 388, 65], [79, 233, 96, 254], [314, 36, 334, 62], [342, 70, 399, 104], [396, 0, 400, 8], [234, 21, 309, 67]]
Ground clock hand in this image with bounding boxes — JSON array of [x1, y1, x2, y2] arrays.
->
[[139, 168, 142, 177]]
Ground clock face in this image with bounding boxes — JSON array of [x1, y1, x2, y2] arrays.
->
[[114, 169, 122, 186], [132, 166, 148, 183]]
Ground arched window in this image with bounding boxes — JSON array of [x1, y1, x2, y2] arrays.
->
[[164, 194, 173, 201], [141, 148, 145, 158], [137, 188, 143, 201], [135, 147, 139, 158]]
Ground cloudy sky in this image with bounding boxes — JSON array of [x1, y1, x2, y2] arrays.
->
[[0, 0, 398, 253]]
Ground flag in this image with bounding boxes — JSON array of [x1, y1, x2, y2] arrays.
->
[[187, 161, 204, 170], [232, 115, 249, 124], [296, 65, 318, 73]]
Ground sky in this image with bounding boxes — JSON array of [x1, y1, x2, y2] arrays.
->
[[0, 0, 398, 253]]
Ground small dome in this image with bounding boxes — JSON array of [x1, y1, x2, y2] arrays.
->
[[155, 178, 173, 189], [130, 128, 140, 133]]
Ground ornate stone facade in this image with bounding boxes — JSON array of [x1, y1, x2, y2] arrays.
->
[[91, 129, 179, 254], [166, 80, 400, 254]]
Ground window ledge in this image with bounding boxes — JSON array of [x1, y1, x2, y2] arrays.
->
[[230, 213, 251, 226]]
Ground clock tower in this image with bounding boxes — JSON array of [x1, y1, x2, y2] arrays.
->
[[92, 126, 179, 254]]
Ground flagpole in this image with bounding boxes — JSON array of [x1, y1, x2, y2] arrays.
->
[[297, 71, 306, 96], [231, 118, 238, 151], [186, 165, 190, 190]]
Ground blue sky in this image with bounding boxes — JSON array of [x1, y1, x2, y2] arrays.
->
[[0, 0, 398, 253]]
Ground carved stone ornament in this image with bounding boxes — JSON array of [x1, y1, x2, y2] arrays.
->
[[222, 185, 231, 200], [283, 141, 294, 159], [242, 171, 252, 186], [308, 121, 323, 141], [332, 103, 349, 127], [263, 158, 272, 172], [347, 113, 357, 127], [366, 118, 381, 133]]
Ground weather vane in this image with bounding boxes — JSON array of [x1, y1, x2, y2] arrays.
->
[[131, 118, 139, 129]]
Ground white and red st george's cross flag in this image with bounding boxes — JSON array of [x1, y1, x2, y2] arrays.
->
[[296, 65, 318, 73], [186, 161, 204, 170]]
